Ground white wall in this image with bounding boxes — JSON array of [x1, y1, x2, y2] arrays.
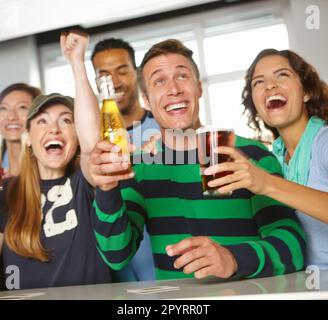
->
[[282, 0, 328, 82], [0, 36, 41, 91], [0, 0, 218, 42]]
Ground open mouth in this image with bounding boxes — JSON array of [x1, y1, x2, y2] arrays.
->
[[114, 91, 125, 101], [165, 102, 188, 112], [44, 140, 65, 155], [266, 95, 287, 110]]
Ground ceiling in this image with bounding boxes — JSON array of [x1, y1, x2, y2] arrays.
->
[[0, 0, 222, 42]]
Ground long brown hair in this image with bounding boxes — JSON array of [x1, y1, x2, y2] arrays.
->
[[4, 125, 80, 262], [242, 49, 328, 139]]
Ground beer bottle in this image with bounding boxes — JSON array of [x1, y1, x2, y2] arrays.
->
[[97, 74, 131, 174]]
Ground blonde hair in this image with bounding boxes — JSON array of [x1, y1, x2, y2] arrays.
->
[[4, 145, 47, 261], [4, 144, 80, 261]]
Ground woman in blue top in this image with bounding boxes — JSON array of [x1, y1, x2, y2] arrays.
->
[[0, 92, 113, 289], [206, 49, 328, 269]]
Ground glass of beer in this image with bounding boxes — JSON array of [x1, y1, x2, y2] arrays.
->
[[196, 127, 235, 196]]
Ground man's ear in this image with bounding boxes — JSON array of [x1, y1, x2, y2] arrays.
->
[[141, 92, 151, 111]]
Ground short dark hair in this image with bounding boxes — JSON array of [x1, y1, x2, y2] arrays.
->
[[0, 83, 41, 104], [138, 39, 200, 96], [242, 48, 328, 138], [91, 38, 136, 69]]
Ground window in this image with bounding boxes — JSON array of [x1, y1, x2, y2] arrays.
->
[[43, 60, 97, 96], [208, 79, 250, 134], [40, 5, 289, 139], [204, 22, 289, 75], [204, 19, 289, 138]]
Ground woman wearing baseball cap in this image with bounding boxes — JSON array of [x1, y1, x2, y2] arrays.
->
[[0, 92, 113, 289]]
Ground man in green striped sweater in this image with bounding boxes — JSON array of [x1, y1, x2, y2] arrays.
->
[[89, 39, 305, 280]]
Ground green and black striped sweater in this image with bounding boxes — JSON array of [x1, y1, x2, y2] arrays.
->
[[93, 136, 305, 280]]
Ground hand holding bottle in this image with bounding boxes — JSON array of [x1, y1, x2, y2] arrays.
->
[[89, 141, 135, 191], [97, 74, 133, 176]]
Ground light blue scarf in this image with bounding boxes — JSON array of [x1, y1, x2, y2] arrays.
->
[[272, 116, 325, 186]]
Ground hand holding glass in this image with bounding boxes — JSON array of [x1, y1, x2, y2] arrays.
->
[[197, 127, 235, 196]]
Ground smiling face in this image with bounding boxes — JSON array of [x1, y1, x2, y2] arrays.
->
[[93, 48, 138, 114], [251, 55, 309, 131], [142, 53, 202, 131], [0, 90, 33, 142], [26, 103, 78, 179]]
